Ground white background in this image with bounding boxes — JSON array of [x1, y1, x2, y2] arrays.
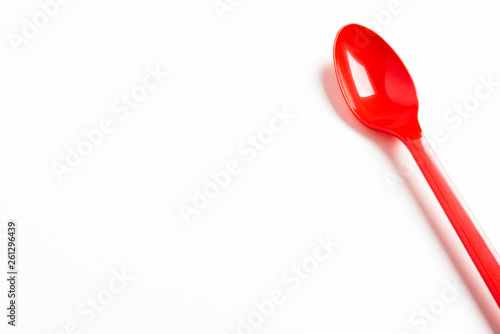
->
[[1, 0, 500, 333]]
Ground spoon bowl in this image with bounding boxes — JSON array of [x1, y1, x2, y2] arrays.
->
[[334, 24, 421, 140]]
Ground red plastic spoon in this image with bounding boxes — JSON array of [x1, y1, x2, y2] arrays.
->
[[333, 23, 500, 307]]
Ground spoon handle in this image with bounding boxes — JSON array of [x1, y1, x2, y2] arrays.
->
[[405, 135, 500, 307]]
